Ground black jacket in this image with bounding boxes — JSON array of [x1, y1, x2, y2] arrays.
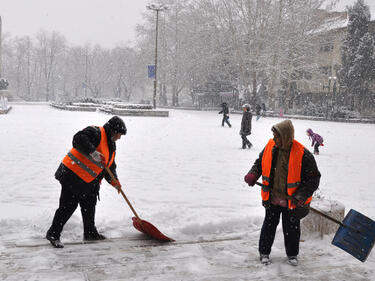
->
[[55, 123, 118, 189], [218, 103, 229, 116], [255, 104, 261, 115], [249, 144, 321, 201], [240, 111, 252, 136]]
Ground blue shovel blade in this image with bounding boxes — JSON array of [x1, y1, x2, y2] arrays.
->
[[332, 209, 375, 262]]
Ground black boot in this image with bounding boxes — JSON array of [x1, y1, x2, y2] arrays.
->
[[46, 230, 64, 248], [84, 230, 106, 241]]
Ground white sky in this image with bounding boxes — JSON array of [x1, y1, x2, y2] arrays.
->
[[1, 0, 375, 48], [1, 0, 150, 48]]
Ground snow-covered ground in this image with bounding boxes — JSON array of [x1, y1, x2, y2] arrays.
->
[[0, 104, 374, 281]]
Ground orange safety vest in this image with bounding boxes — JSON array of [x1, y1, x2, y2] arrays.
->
[[261, 139, 312, 209], [62, 127, 115, 183]]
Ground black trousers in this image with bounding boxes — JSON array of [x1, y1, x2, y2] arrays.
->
[[48, 180, 98, 237], [314, 143, 320, 154], [222, 115, 231, 127], [241, 134, 252, 148], [259, 204, 300, 257]]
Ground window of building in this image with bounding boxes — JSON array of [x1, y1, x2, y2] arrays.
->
[[319, 42, 334, 52], [319, 66, 332, 76]]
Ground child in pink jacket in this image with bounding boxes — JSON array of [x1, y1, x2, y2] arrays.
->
[[306, 128, 324, 155]]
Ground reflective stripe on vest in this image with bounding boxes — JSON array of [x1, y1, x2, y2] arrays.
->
[[261, 139, 310, 209], [62, 127, 115, 183], [260, 139, 276, 201]]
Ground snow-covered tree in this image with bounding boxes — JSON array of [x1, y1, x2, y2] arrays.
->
[[35, 30, 66, 101], [338, 0, 375, 112]]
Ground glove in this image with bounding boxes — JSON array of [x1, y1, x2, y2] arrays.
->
[[293, 194, 307, 207], [296, 200, 305, 207], [90, 151, 104, 163], [244, 173, 257, 186], [110, 178, 122, 194], [262, 201, 271, 209]]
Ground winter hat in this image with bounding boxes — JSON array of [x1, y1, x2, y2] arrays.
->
[[306, 128, 313, 136], [106, 116, 127, 135], [242, 103, 251, 111]]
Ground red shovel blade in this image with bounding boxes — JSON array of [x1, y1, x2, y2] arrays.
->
[[132, 217, 175, 242]]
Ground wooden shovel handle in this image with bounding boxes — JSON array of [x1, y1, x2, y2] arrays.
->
[[104, 166, 141, 221]]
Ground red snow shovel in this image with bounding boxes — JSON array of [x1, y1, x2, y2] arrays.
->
[[105, 167, 174, 242], [254, 182, 375, 262]]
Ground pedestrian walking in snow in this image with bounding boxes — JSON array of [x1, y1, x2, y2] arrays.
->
[[244, 120, 321, 266], [255, 104, 262, 121], [240, 103, 253, 149], [218, 102, 232, 127], [261, 103, 266, 117], [46, 116, 127, 248], [306, 128, 324, 155]]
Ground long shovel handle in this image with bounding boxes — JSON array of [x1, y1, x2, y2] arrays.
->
[[254, 182, 344, 227], [104, 166, 142, 221]]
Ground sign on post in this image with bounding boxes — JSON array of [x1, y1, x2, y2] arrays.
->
[[148, 65, 155, 78]]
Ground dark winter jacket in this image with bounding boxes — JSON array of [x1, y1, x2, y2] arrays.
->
[[240, 111, 252, 136], [255, 104, 261, 115], [218, 103, 229, 116], [55, 123, 118, 193], [307, 128, 323, 146], [249, 136, 321, 203]]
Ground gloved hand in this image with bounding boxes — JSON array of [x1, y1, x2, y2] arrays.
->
[[296, 200, 305, 207], [90, 151, 105, 163], [262, 201, 271, 209], [244, 173, 257, 186], [293, 194, 307, 207], [110, 178, 122, 194]]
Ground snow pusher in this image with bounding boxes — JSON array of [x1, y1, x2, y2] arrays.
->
[[105, 167, 174, 242], [254, 182, 375, 262]]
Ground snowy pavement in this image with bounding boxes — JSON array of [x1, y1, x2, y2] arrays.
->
[[0, 104, 374, 280]]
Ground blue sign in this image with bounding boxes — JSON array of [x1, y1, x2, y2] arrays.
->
[[148, 65, 155, 78]]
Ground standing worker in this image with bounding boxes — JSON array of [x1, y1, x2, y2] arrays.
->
[[239, 103, 253, 149], [244, 120, 320, 266], [218, 102, 232, 127], [46, 116, 126, 248]]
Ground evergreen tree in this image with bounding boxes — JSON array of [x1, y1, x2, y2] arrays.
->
[[338, 0, 375, 112]]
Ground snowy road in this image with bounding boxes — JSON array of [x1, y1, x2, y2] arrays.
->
[[0, 104, 374, 280]]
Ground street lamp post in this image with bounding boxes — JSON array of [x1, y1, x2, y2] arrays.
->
[[147, 3, 168, 109], [331, 76, 337, 113], [325, 76, 337, 118]]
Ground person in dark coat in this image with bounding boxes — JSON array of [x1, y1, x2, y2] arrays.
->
[[218, 102, 232, 127], [255, 104, 262, 121], [261, 103, 266, 117], [306, 128, 324, 155], [46, 116, 127, 248], [240, 103, 253, 149], [244, 120, 321, 266]]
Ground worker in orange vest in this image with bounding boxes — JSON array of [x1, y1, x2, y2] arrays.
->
[[244, 120, 321, 266], [46, 116, 126, 248]]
